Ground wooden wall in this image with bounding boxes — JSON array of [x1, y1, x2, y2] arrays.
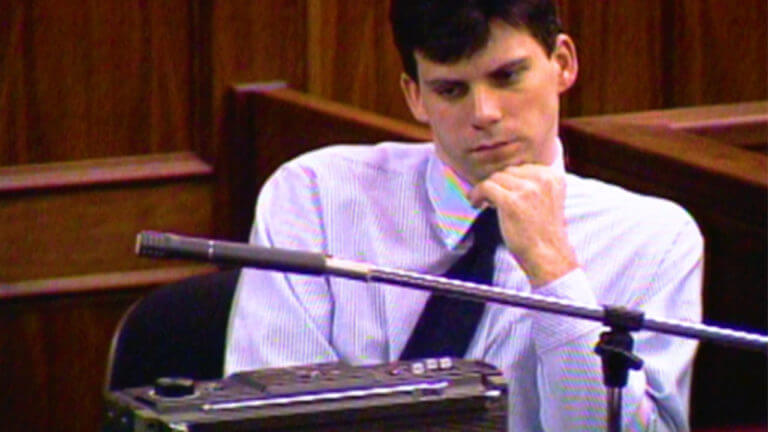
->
[[302, 0, 768, 120], [559, 1, 768, 115], [3, 1, 765, 166], [0, 1, 765, 431]]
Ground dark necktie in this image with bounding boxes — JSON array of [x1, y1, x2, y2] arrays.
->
[[400, 208, 501, 360]]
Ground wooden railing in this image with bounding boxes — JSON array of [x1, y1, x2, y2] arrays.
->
[[0, 152, 219, 431]]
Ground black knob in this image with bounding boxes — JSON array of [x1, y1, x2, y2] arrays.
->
[[154, 377, 196, 398]]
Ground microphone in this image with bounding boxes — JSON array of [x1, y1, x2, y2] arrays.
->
[[136, 231, 331, 275], [135, 230, 768, 353]]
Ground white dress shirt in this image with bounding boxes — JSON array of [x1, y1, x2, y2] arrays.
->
[[226, 141, 702, 431]]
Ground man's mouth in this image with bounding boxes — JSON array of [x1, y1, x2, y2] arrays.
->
[[470, 141, 510, 153]]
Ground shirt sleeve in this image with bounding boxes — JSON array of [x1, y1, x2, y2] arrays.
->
[[224, 162, 339, 375], [530, 216, 703, 432]]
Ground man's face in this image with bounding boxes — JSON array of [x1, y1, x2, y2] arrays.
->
[[401, 20, 577, 184]]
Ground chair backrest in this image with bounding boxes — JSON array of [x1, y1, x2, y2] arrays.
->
[[105, 269, 240, 391]]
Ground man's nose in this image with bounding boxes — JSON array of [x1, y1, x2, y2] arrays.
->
[[471, 86, 502, 129]]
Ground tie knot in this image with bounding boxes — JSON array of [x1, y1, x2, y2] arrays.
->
[[470, 208, 501, 247]]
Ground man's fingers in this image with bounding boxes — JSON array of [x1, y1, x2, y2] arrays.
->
[[469, 175, 535, 208], [469, 165, 562, 207], [469, 179, 506, 208]]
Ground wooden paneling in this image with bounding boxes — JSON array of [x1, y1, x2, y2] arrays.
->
[[0, 153, 219, 432], [558, 0, 766, 115], [1, 2, 766, 431], [0, 0, 308, 166], [560, 0, 766, 114], [4, 0, 765, 164], [0, 0, 194, 165], [300, 0, 767, 122], [211, 0, 306, 91], [1, 289, 139, 432], [0, 266, 217, 432], [0, 178, 211, 281], [208, 0, 307, 164], [306, 0, 411, 121], [207, 1, 308, 239], [593, 101, 768, 152], [0, 152, 214, 282], [559, 0, 666, 115], [669, 0, 768, 107]]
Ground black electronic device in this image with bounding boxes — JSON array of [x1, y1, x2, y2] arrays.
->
[[102, 357, 507, 432]]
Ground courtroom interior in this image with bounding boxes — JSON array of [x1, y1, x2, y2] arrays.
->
[[1, 1, 766, 431]]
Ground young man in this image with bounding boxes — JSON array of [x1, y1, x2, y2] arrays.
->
[[226, 1, 702, 430]]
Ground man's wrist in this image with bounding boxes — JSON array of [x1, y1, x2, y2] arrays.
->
[[521, 244, 580, 288]]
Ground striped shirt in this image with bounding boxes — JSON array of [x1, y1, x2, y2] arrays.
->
[[225, 141, 702, 431]]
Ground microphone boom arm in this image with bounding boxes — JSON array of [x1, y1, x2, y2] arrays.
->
[[136, 230, 768, 353]]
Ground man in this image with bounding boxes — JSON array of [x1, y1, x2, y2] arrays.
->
[[226, 1, 702, 430]]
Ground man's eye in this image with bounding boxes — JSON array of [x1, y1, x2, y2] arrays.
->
[[493, 69, 523, 85], [434, 84, 467, 99]]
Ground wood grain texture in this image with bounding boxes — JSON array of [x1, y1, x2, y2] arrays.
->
[[0, 292, 133, 431], [0, 0, 193, 165], [0, 266, 216, 432], [301, 0, 767, 120], [205, 1, 308, 238], [1, 183, 212, 281], [597, 101, 768, 150], [4, 0, 765, 164], [558, 0, 667, 115], [0, 151, 212, 192], [208, 0, 307, 161], [669, 0, 768, 106], [559, 0, 766, 114], [306, 0, 413, 122], [0, 2, 765, 431], [0, 153, 215, 282]]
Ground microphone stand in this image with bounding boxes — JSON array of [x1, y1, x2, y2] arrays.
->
[[347, 261, 766, 432], [136, 231, 768, 432], [594, 307, 644, 432], [355, 262, 768, 432]]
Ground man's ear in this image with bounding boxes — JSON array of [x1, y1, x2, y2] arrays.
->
[[400, 73, 430, 123], [551, 34, 578, 93]]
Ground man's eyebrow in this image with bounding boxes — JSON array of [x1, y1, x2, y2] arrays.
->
[[488, 58, 529, 75], [423, 58, 530, 87], [423, 77, 464, 88]]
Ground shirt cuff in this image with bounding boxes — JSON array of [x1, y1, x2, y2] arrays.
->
[[531, 268, 602, 354]]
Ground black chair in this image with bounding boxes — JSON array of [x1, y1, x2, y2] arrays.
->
[[104, 269, 240, 391]]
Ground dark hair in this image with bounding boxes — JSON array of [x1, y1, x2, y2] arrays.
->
[[390, 0, 562, 79]]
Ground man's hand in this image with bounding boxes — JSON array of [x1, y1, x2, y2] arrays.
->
[[468, 164, 579, 287]]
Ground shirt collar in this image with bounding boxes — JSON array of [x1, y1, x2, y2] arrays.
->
[[426, 138, 565, 249]]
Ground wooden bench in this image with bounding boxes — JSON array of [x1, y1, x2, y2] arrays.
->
[[0, 152, 219, 431]]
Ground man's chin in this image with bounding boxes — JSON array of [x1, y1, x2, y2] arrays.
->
[[485, 160, 526, 175]]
